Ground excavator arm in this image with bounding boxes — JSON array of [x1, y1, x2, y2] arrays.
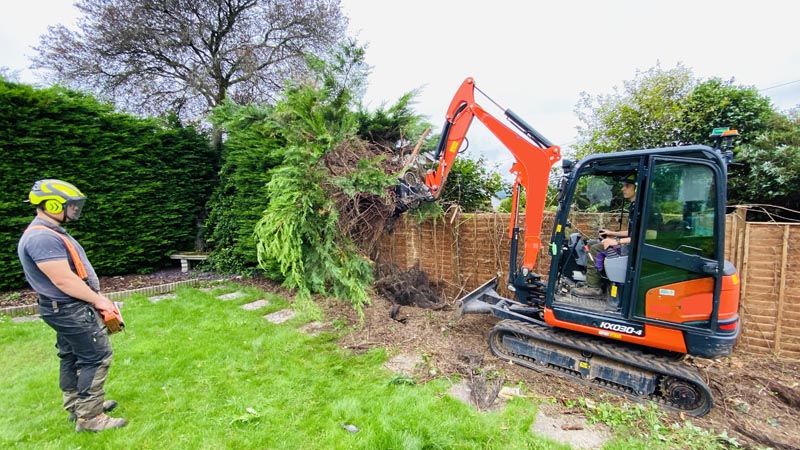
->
[[398, 77, 561, 270]]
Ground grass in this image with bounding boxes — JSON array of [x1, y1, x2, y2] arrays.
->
[[0, 283, 746, 449], [0, 283, 563, 450]]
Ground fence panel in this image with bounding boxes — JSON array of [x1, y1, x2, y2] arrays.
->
[[377, 211, 799, 361]]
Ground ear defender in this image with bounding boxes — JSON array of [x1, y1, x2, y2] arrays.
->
[[44, 200, 63, 214]]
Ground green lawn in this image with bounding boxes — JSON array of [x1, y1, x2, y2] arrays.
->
[[0, 283, 743, 450], [0, 284, 566, 450]]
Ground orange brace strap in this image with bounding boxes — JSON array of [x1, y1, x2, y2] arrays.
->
[[25, 225, 89, 280]]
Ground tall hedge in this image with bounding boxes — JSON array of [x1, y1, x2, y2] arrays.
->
[[0, 80, 217, 291], [204, 101, 285, 274]]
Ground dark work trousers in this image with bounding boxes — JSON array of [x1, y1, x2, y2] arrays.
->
[[39, 301, 113, 419], [585, 241, 605, 288]]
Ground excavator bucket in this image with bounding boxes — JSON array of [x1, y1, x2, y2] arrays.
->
[[454, 277, 507, 319]]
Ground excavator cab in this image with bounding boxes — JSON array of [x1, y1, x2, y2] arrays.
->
[[546, 147, 740, 361]]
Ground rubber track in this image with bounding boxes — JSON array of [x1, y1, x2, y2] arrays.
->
[[488, 319, 713, 416]]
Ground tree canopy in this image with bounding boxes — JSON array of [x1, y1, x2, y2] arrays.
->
[[33, 0, 347, 121], [574, 63, 798, 217], [728, 109, 800, 217], [575, 64, 696, 155], [574, 64, 776, 156], [437, 156, 507, 213]]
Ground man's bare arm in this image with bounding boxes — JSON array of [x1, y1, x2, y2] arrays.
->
[[36, 259, 115, 312]]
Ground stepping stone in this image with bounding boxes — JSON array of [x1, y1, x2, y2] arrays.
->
[[241, 299, 270, 311], [217, 291, 245, 301], [385, 353, 422, 375], [12, 315, 40, 323], [448, 382, 473, 405], [149, 294, 177, 303], [263, 309, 295, 324], [298, 321, 328, 336], [530, 403, 612, 449]]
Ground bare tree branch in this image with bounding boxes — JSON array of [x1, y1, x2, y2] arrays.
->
[[32, 0, 347, 121]]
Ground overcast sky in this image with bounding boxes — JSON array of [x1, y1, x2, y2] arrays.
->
[[2, 0, 798, 165]]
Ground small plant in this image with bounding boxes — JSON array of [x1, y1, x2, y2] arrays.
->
[[584, 400, 743, 449], [418, 353, 440, 376], [667, 421, 742, 449], [1, 292, 21, 302], [585, 401, 662, 438], [330, 318, 349, 332], [388, 374, 416, 386], [230, 407, 262, 425]]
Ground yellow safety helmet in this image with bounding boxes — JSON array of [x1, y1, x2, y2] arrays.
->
[[28, 179, 87, 221], [617, 173, 637, 185]]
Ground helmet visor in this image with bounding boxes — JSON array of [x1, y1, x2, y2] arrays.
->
[[64, 199, 86, 221]]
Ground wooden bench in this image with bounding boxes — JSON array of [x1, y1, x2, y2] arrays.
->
[[170, 252, 209, 273]]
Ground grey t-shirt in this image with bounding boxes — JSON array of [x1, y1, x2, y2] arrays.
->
[[17, 217, 100, 303]]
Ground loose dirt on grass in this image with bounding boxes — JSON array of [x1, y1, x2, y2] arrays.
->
[[2, 268, 799, 449]]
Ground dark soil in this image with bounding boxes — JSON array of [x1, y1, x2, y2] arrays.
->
[[3, 269, 798, 449]]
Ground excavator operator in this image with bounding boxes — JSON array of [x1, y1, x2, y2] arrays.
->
[[573, 173, 637, 297]]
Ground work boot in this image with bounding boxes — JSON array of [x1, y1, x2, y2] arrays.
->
[[68, 400, 118, 423], [74, 413, 127, 432], [572, 286, 604, 298]]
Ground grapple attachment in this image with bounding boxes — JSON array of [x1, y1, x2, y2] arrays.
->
[[394, 171, 434, 215]]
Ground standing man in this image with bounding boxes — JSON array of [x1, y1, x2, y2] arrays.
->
[[573, 173, 637, 298], [17, 179, 127, 432]]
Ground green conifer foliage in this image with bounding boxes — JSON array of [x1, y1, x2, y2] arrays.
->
[[0, 80, 216, 290]]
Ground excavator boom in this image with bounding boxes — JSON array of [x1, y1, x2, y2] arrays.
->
[[399, 77, 561, 270]]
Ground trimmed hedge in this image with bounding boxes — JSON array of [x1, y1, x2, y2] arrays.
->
[[0, 80, 217, 291]]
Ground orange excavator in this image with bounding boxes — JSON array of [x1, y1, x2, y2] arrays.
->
[[396, 77, 741, 416]]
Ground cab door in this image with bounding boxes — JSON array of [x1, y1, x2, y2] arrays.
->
[[630, 157, 725, 331]]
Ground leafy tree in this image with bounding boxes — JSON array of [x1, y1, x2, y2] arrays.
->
[[204, 100, 285, 274], [573, 63, 800, 216], [575, 63, 777, 155], [355, 90, 425, 147], [252, 75, 369, 310], [677, 78, 774, 147], [438, 156, 508, 212], [33, 0, 347, 121], [574, 64, 696, 157], [728, 109, 800, 215]]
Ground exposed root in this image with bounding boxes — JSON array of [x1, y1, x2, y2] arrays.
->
[[374, 263, 445, 310]]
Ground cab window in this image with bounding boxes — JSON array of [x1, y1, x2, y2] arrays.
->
[[643, 162, 717, 259]]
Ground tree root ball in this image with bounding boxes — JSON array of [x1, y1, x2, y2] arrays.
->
[[374, 264, 445, 310]]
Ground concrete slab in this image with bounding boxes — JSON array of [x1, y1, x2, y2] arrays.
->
[[241, 299, 270, 311], [384, 353, 423, 375], [263, 309, 296, 324], [11, 314, 40, 323], [149, 294, 177, 303], [530, 403, 612, 449], [298, 321, 328, 336], [217, 291, 245, 301]]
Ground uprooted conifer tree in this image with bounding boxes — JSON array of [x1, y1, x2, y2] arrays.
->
[[206, 43, 430, 314]]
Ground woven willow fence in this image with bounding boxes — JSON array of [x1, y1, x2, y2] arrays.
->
[[376, 208, 799, 360]]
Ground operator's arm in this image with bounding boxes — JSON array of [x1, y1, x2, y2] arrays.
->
[[598, 232, 631, 249], [36, 259, 116, 313], [599, 229, 630, 239]]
